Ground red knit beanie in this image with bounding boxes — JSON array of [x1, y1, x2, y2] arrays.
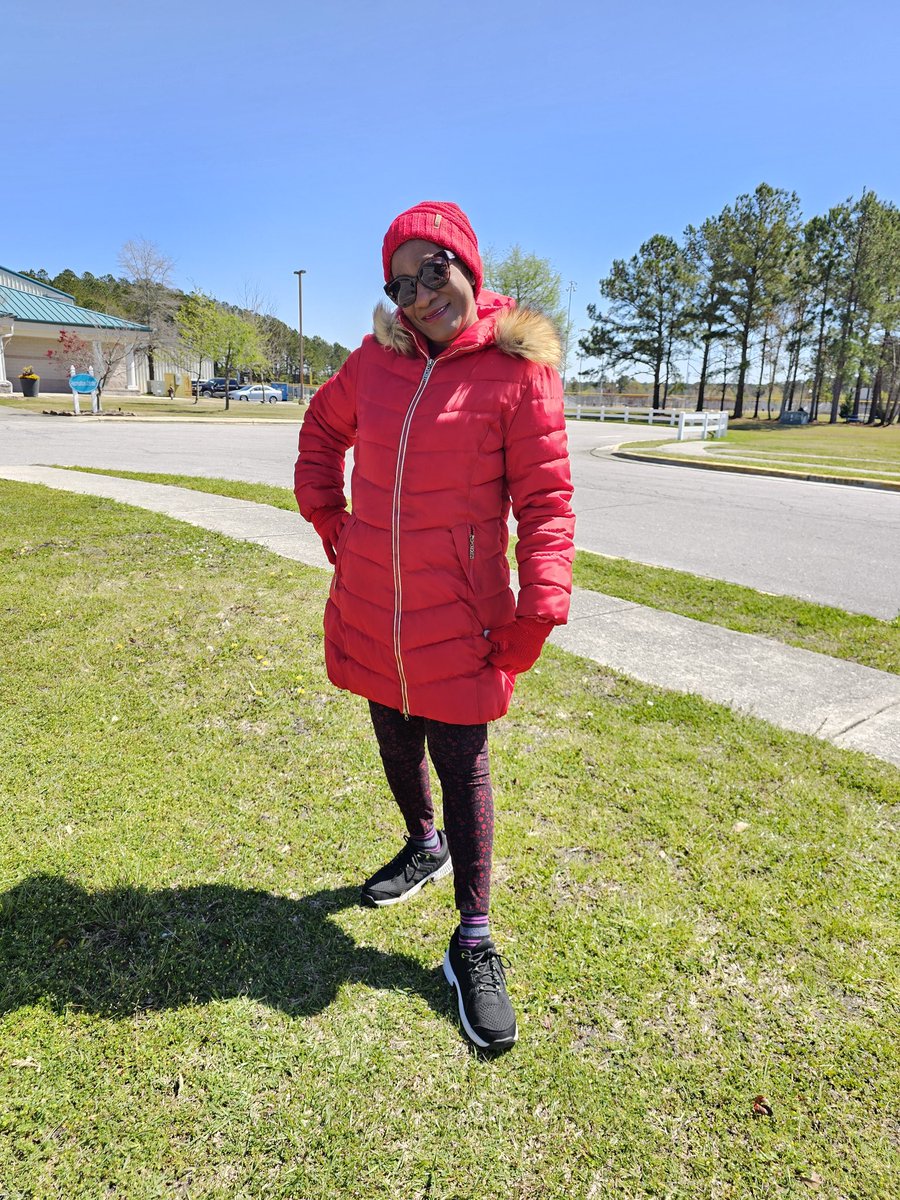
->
[[382, 201, 483, 295]]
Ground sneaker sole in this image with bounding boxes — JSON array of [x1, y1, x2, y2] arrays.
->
[[442, 950, 518, 1050], [361, 856, 453, 908]]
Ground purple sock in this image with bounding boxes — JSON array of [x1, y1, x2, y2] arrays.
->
[[410, 825, 441, 854], [458, 912, 490, 948]]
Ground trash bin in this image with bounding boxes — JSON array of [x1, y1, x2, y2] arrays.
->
[[779, 409, 809, 425]]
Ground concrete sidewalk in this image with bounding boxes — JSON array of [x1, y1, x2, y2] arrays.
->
[[4, 464, 899, 772]]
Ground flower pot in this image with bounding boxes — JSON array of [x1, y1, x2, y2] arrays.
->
[[20, 377, 40, 398]]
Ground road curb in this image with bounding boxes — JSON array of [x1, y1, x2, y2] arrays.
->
[[612, 449, 900, 494]]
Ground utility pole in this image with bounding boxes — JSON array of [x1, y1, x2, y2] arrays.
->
[[561, 281, 576, 393], [294, 269, 306, 403]]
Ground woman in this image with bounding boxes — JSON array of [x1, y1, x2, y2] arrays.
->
[[294, 201, 574, 1050]]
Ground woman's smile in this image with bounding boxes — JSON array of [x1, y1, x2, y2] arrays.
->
[[422, 301, 450, 322]]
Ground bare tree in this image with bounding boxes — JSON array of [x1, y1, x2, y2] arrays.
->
[[118, 238, 177, 382]]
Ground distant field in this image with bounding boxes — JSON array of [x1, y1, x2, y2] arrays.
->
[[624, 421, 900, 484]]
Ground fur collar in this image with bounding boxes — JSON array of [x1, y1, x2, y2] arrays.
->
[[493, 307, 562, 367], [372, 301, 561, 368]]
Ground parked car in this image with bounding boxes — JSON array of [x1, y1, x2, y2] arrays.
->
[[192, 379, 212, 396], [208, 378, 241, 396], [232, 383, 282, 404]]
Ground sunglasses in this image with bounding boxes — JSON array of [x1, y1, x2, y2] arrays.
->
[[384, 250, 457, 308]]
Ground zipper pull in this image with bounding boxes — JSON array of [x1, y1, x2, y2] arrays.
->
[[468, 527, 475, 560]]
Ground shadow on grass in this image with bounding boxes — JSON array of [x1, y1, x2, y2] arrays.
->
[[0, 874, 450, 1025]]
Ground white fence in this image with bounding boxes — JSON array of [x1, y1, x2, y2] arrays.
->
[[564, 404, 729, 441], [676, 411, 729, 441], [567, 405, 683, 426]]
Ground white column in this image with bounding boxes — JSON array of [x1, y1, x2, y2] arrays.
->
[[125, 346, 137, 391], [0, 329, 10, 389]]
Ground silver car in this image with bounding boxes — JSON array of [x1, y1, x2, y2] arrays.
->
[[232, 384, 281, 404]]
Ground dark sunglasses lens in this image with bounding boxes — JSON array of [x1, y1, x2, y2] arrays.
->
[[384, 277, 418, 306], [395, 279, 418, 307], [419, 256, 451, 291], [385, 254, 452, 307]]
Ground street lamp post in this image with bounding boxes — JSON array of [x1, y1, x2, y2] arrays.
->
[[294, 269, 306, 404], [561, 281, 576, 393]]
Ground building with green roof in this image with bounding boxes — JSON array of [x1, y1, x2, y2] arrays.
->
[[0, 266, 151, 395]]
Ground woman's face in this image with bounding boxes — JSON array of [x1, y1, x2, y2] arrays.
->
[[389, 239, 478, 348]]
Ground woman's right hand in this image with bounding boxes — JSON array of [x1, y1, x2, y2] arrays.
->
[[310, 506, 349, 565], [485, 616, 553, 675]]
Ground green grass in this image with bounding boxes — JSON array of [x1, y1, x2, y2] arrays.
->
[[1, 480, 898, 1198], [623, 422, 900, 485], [51, 467, 900, 674], [1, 393, 306, 420], [48, 466, 304, 513]]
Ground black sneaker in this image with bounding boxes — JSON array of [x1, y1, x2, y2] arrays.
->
[[360, 832, 453, 907], [443, 929, 518, 1050]]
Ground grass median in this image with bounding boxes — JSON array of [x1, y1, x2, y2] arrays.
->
[[50, 467, 900, 674], [621, 422, 900, 487], [2, 394, 306, 420], [1, 480, 898, 1198]]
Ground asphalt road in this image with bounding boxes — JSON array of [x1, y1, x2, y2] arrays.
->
[[2, 408, 898, 619]]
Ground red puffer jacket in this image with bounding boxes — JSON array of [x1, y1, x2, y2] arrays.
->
[[294, 291, 575, 724]]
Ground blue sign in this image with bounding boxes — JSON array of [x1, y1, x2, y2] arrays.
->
[[70, 374, 98, 394]]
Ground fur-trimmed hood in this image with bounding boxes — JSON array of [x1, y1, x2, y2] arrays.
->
[[372, 291, 562, 368]]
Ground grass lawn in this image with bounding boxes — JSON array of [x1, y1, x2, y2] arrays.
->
[[0, 394, 306, 421], [623, 422, 900, 486], [50, 468, 900, 674], [1, 481, 898, 1198]]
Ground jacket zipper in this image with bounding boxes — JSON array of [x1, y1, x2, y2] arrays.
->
[[468, 526, 475, 561], [390, 339, 469, 716], [392, 356, 437, 716]]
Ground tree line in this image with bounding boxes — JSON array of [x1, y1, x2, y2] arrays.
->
[[20, 240, 351, 392], [578, 184, 900, 425]]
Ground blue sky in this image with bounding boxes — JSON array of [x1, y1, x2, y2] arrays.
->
[[9, 0, 899, 360]]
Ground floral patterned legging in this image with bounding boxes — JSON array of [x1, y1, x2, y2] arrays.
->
[[368, 701, 494, 914]]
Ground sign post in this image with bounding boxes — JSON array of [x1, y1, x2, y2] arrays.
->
[[70, 373, 99, 415]]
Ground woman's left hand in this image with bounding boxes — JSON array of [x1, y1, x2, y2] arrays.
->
[[486, 616, 553, 675], [310, 506, 348, 565]]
